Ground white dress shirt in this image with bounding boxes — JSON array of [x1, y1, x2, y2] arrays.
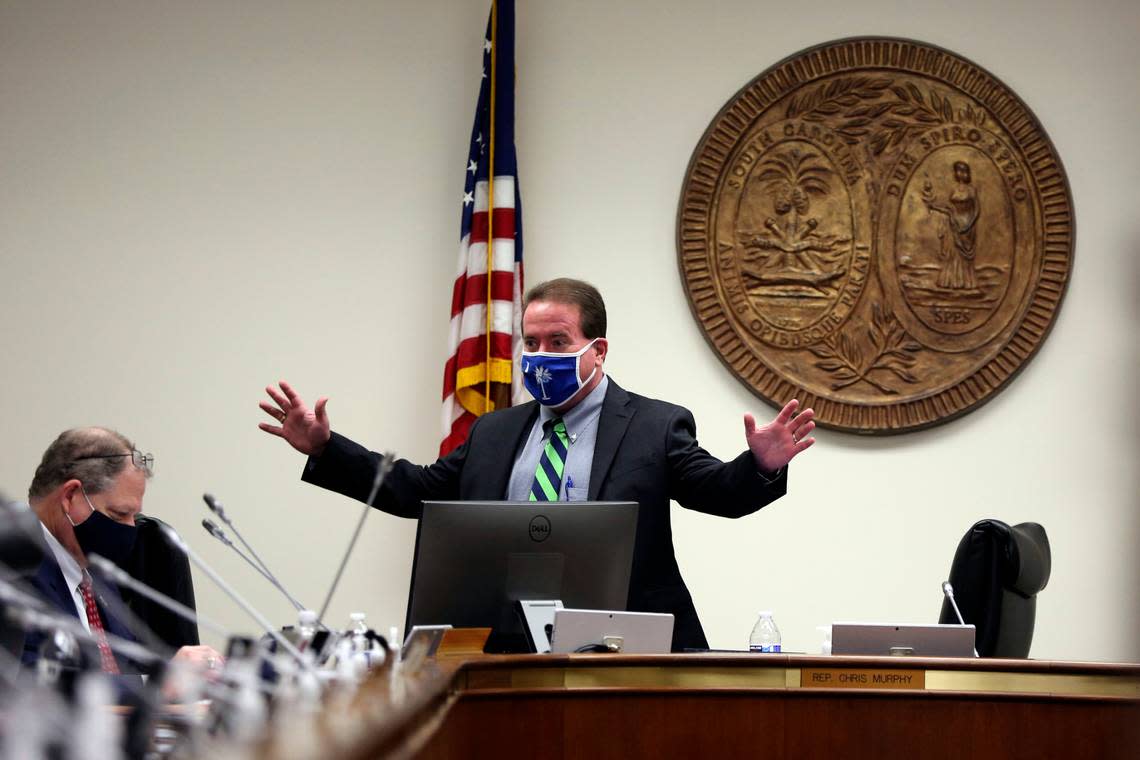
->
[[39, 522, 92, 634]]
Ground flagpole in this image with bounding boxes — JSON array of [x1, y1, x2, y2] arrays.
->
[[484, 0, 498, 414]]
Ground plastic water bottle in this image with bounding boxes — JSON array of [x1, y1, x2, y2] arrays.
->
[[749, 611, 782, 652], [297, 609, 318, 651], [816, 625, 832, 655], [349, 612, 369, 653]]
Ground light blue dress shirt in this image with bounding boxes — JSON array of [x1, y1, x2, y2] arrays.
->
[[507, 376, 609, 501]]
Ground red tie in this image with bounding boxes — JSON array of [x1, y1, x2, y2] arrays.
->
[[78, 575, 121, 674]]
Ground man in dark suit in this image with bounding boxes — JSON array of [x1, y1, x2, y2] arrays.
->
[[260, 278, 815, 650], [20, 428, 221, 675]]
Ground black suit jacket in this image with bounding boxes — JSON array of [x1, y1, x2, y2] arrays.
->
[[21, 553, 141, 676], [303, 378, 788, 651]]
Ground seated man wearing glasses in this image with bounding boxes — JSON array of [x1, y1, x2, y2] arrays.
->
[[18, 427, 221, 680]]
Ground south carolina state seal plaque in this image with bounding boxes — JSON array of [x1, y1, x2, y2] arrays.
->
[[678, 38, 1073, 433]]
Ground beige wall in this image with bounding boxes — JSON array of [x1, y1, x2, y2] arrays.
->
[[2, 0, 1137, 661]]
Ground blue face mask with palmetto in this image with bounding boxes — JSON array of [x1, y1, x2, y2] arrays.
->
[[521, 339, 599, 407]]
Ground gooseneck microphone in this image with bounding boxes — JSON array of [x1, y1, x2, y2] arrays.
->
[[202, 494, 278, 576], [204, 494, 303, 592], [204, 496, 267, 574], [201, 518, 305, 612], [87, 554, 284, 701], [0, 576, 164, 669], [156, 523, 313, 672], [203, 493, 274, 575], [942, 581, 979, 657], [87, 554, 232, 640], [317, 453, 395, 622]]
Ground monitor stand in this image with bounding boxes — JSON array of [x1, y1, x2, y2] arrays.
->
[[515, 599, 564, 654]]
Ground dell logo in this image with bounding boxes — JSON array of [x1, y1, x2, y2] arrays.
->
[[529, 515, 551, 543]]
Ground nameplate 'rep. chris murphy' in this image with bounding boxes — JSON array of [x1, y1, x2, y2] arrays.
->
[[801, 667, 926, 690]]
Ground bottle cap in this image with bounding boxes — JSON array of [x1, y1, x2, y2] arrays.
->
[[350, 612, 366, 623], [758, 610, 773, 617], [298, 609, 318, 625]]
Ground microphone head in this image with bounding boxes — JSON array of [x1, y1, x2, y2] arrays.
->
[[202, 518, 229, 545], [202, 493, 226, 519], [0, 498, 46, 572]]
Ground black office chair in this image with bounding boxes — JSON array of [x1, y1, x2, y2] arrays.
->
[[939, 519, 1051, 658], [121, 515, 201, 649]]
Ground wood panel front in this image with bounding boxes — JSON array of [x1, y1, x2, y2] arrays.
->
[[420, 689, 1139, 759], [408, 655, 1140, 759]]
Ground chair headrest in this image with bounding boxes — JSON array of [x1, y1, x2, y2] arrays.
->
[[1008, 522, 1050, 596]]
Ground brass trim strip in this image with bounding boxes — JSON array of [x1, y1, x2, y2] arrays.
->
[[459, 664, 1140, 699], [564, 666, 789, 689], [925, 670, 1140, 698]]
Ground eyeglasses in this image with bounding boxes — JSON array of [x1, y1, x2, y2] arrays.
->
[[72, 449, 155, 476]]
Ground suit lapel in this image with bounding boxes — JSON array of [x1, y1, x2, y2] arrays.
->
[[33, 556, 136, 642], [588, 379, 636, 500], [469, 402, 540, 499], [32, 557, 80, 622]]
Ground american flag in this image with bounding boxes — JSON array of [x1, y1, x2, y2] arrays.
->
[[440, 0, 524, 456]]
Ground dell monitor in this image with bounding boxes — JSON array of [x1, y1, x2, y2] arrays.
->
[[406, 501, 639, 653]]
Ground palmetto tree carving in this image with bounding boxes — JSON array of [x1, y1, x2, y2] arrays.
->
[[758, 148, 833, 215], [745, 149, 840, 269]]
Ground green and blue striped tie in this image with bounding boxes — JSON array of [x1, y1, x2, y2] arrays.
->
[[529, 418, 569, 502]]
